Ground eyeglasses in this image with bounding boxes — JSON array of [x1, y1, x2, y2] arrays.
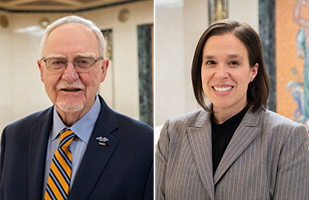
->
[[41, 56, 103, 73]]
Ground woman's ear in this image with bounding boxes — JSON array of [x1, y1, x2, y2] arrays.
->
[[250, 63, 259, 82]]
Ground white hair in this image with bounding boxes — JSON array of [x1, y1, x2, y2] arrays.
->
[[40, 15, 106, 58]]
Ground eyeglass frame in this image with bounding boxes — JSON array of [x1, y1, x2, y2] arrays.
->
[[41, 56, 104, 73]]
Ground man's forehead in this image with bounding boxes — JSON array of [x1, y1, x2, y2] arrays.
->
[[46, 52, 96, 59], [42, 22, 99, 57], [46, 23, 96, 43], [50, 22, 92, 33]]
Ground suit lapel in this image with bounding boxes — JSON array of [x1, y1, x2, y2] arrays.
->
[[186, 110, 215, 200], [69, 96, 119, 200], [214, 108, 263, 184], [28, 107, 53, 200]]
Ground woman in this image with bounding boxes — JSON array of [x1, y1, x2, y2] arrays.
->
[[156, 19, 309, 200]]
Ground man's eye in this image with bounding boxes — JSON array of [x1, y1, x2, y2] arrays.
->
[[51, 59, 65, 65], [76, 58, 91, 65]]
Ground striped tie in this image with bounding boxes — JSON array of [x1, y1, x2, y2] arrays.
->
[[44, 129, 75, 200]]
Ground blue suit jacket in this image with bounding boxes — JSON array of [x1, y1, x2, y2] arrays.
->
[[0, 95, 153, 200]]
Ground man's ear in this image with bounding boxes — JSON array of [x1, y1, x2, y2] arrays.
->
[[100, 58, 109, 83], [37, 59, 45, 83]]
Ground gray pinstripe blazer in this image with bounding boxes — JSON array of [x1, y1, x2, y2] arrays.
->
[[156, 107, 309, 200]]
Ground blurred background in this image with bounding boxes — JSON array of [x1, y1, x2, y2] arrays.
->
[[1, 0, 305, 143], [0, 0, 154, 132]]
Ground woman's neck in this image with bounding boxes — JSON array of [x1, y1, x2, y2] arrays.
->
[[213, 104, 248, 124]]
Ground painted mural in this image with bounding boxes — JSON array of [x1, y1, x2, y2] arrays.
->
[[276, 0, 309, 131]]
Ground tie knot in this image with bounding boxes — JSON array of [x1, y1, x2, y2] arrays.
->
[[59, 129, 75, 148]]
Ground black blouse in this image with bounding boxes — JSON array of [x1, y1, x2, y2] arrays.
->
[[211, 106, 248, 174]]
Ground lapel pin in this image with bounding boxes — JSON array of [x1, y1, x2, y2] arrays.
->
[[96, 136, 109, 146]]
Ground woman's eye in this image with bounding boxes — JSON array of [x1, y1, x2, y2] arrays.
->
[[206, 61, 216, 65], [229, 61, 239, 66]]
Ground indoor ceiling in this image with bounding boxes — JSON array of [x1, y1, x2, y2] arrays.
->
[[0, 0, 140, 12]]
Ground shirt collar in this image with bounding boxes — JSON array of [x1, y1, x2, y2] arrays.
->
[[51, 94, 101, 144]]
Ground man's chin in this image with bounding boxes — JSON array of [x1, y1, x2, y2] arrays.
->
[[56, 102, 84, 113]]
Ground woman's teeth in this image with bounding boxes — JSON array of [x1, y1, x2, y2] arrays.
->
[[213, 86, 232, 92]]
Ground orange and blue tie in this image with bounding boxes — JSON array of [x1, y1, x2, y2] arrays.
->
[[44, 129, 75, 200]]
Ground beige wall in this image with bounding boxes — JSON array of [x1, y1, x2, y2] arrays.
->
[[155, 0, 207, 127], [0, 1, 153, 132], [154, 0, 259, 141]]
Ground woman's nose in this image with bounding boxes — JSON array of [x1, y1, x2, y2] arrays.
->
[[214, 64, 229, 80]]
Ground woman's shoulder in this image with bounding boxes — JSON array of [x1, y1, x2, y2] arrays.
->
[[159, 109, 209, 138], [166, 109, 208, 127], [258, 109, 307, 139], [158, 109, 209, 145], [263, 109, 303, 128]]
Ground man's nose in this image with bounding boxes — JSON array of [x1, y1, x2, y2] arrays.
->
[[62, 62, 79, 82]]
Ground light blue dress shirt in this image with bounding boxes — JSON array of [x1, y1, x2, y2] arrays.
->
[[42, 95, 101, 195]]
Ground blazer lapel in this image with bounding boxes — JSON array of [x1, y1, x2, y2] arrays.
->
[[186, 110, 215, 200], [28, 107, 53, 200], [214, 108, 263, 184], [69, 96, 119, 200]]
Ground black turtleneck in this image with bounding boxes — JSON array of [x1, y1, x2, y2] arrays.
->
[[211, 106, 249, 174]]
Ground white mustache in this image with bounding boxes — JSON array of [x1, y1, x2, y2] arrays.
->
[[56, 80, 85, 90]]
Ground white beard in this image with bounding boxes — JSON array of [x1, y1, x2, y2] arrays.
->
[[56, 101, 84, 113]]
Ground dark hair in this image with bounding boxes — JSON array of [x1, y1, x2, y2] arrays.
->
[[191, 19, 270, 113]]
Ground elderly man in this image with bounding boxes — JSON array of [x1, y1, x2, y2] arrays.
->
[[0, 16, 153, 200]]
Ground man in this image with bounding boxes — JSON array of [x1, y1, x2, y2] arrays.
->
[[0, 16, 153, 200]]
